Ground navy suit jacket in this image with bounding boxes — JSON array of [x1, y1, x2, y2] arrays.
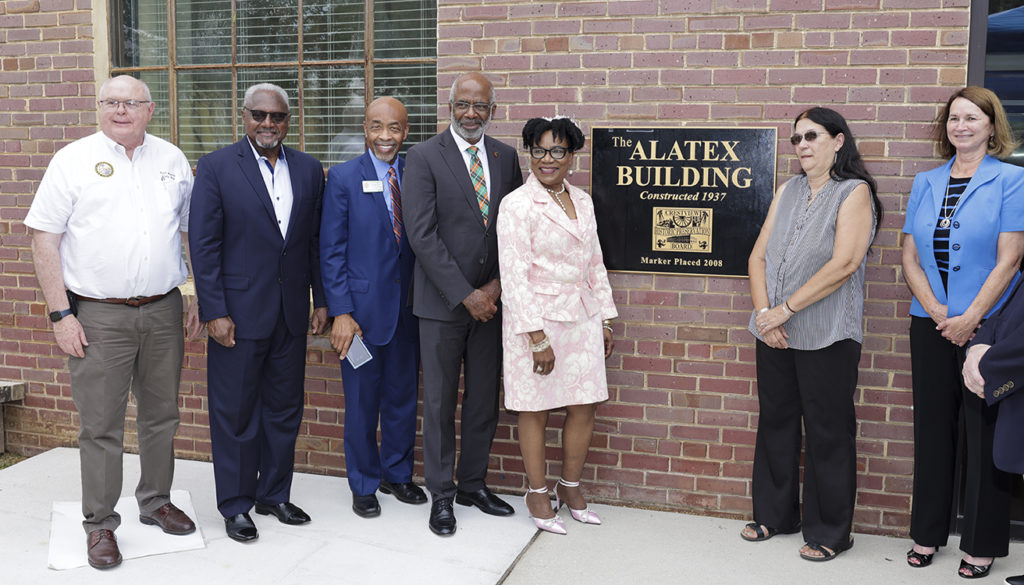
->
[[972, 274, 1024, 474], [189, 138, 326, 340], [403, 129, 524, 321], [320, 152, 416, 346]]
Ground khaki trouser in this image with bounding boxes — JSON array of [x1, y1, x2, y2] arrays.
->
[[69, 289, 184, 533]]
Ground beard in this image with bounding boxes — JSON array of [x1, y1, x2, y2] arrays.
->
[[370, 141, 398, 164], [450, 112, 490, 142], [253, 129, 281, 150]]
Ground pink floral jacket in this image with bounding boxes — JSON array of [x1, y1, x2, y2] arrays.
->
[[497, 173, 617, 335]]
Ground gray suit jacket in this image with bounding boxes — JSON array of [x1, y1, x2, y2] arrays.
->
[[404, 128, 524, 321]]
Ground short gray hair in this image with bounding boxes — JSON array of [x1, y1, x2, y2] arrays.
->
[[448, 73, 495, 105], [243, 83, 290, 111], [99, 75, 153, 102]]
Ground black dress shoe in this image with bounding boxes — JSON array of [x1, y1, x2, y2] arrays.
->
[[379, 480, 427, 505], [429, 497, 457, 536], [455, 486, 514, 516], [254, 502, 311, 525], [225, 513, 258, 543], [352, 494, 381, 518]]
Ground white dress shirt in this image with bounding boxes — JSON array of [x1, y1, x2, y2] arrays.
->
[[25, 131, 193, 298], [249, 140, 293, 238]]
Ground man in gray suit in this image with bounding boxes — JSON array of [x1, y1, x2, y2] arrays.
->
[[403, 72, 524, 536]]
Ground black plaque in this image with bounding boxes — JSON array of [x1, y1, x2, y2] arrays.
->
[[591, 127, 776, 276]]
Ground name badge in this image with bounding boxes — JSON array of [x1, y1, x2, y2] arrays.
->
[[362, 180, 384, 193]]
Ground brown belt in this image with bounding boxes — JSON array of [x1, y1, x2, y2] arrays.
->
[[74, 291, 171, 307]]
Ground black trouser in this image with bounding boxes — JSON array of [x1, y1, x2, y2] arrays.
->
[[752, 339, 860, 550], [909, 316, 1010, 557]]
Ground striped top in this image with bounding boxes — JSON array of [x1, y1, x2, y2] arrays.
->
[[748, 175, 875, 350], [933, 175, 970, 292]]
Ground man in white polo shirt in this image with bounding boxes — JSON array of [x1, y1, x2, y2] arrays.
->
[[25, 75, 197, 570]]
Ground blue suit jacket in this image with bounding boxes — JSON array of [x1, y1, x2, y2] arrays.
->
[[189, 138, 326, 340], [903, 155, 1024, 318], [320, 152, 416, 346], [972, 276, 1024, 474]]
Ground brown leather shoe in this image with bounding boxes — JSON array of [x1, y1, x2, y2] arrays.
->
[[139, 502, 197, 535], [87, 529, 122, 570]]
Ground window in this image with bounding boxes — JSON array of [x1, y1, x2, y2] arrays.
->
[[110, 1, 437, 166], [971, 0, 1024, 166]]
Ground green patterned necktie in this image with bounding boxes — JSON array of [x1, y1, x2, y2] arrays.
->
[[467, 146, 489, 225]]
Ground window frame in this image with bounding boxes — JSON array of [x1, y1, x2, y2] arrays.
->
[[108, 0, 437, 154]]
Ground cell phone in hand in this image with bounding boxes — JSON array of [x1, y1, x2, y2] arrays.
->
[[347, 334, 373, 369]]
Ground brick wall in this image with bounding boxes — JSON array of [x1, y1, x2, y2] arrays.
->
[[0, 0, 973, 537]]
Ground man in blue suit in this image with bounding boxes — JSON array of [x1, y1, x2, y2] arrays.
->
[[189, 83, 328, 543], [320, 97, 425, 518]]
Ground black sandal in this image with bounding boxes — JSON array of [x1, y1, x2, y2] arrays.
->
[[959, 558, 992, 579], [740, 522, 778, 542], [800, 538, 854, 562], [907, 548, 936, 568]]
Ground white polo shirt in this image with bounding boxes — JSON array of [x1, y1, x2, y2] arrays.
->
[[24, 131, 194, 298]]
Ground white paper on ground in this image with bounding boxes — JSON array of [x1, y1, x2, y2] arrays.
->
[[48, 489, 205, 570]]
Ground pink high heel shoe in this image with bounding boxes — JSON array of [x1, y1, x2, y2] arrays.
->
[[525, 486, 566, 535], [556, 478, 602, 525]]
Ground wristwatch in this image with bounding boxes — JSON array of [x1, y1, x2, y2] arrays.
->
[[49, 308, 74, 322]]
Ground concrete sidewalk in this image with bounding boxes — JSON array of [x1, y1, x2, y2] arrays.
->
[[1, 447, 1021, 585]]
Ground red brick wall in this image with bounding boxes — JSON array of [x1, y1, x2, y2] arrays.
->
[[1, 0, 973, 536]]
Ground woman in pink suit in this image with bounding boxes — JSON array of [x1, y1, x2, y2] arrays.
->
[[497, 117, 617, 535]]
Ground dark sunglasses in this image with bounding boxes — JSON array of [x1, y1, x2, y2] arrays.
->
[[789, 130, 825, 145], [244, 107, 289, 123]]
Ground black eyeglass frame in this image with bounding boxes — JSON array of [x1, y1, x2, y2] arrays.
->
[[528, 146, 570, 160]]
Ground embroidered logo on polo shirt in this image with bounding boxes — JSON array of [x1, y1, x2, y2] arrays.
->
[[95, 162, 114, 177], [160, 171, 176, 183]]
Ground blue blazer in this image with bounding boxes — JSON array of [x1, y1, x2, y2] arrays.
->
[[320, 152, 416, 347], [902, 154, 1024, 318], [973, 276, 1024, 474], [189, 138, 326, 339]]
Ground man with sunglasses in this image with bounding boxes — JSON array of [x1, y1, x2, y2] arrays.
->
[[25, 75, 198, 569], [189, 83, 328, 543], [403, 72, 524, 536]]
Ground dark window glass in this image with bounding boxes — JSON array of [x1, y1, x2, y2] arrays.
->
[[986, 1, 1024, 166]]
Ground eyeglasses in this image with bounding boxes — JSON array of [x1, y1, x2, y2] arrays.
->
[[529, 146, 569, 160], [451, 101, 493, 115], [98, 99, 151, 110], [243, 107, 290, 124], [790, 130, 826, 145]]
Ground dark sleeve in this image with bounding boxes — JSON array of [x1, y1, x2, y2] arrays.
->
[[187, 156, 229, 322], [977, 281, 1024, 405], [319, 164, 354, 316], [403, 144, 476, 309], [309, 161, 327, 308]]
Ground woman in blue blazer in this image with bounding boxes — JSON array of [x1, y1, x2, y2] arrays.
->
[[901, 86, 1024, 578]]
